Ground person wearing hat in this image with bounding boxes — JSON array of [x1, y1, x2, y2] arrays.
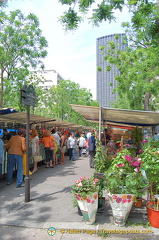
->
[[5, 128, 26, 188]]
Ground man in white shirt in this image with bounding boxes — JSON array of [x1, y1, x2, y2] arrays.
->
[[67, 133, 77, 161]]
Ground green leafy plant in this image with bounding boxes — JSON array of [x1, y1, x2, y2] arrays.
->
[[103, 149, 148, 197], [71, 176, 99, 201], [138, 139, 159, 209], [94, 137, 112, 198]]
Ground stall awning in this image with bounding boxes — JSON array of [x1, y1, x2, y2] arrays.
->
[[0, 108, 93, 130], [70, 104, 159, 127]]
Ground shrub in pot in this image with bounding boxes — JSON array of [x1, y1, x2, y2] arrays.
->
[[103, 149, 148, 226]]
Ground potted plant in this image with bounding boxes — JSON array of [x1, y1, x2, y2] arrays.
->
[[71, 176, 99, 224], [103, 148, 148, 227], [137, 139, 159, 228], [94, 137, 112, 208]]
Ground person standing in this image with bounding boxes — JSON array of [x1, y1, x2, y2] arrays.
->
[[42, 130, 54, 168], [2, 128, 11, 141], [51, 129, 60, 165], [31, 129, 39, 173], [67, 132, 77, 161], [59, 132, 66, 165], [5, 128, 26, 188], [88, 130, 96, 168], [78, 133, 86, 157]]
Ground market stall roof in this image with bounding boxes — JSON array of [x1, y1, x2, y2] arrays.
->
[[0, 109, 56, 124], [0, 108, 93, 130], [70, 104, 159, 127]]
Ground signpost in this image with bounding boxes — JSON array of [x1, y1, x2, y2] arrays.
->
[[20, 85, 36, 202]]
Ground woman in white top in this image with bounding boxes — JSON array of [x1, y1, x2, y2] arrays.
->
[[78, 134, 86, 156], [31, 129, 39, 173]]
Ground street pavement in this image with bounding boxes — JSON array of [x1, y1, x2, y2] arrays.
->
[[0, 152, 159, 240]]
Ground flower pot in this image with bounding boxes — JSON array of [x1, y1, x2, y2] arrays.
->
[[134, 198, 143, 208], [146, 202, 159, 228], [76, 192, 98, 224], [108, 193, 135, 227]]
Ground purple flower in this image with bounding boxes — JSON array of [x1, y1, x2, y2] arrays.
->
[[127, 195, 132, 199]]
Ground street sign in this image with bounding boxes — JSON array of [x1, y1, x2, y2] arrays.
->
[[20, 85, 36, 106]]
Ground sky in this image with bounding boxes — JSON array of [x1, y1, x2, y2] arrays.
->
[[5, 0, 131, 99]]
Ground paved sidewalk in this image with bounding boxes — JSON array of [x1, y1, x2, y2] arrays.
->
[[0, 153, 159, 240]]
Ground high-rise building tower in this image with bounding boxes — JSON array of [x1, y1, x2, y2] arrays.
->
[[96, 33, 127, 107]]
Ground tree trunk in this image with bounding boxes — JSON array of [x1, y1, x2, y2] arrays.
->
[[144, 92, 150, 111], [0, 67, 4, 108]]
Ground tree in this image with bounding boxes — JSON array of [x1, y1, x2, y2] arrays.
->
[[98, 3, 159, 111], [0, 9, 48, 108], [58, 0, 154, 31], [34, 79, 99, 126]]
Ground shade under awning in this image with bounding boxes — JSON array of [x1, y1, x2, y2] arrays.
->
[[70, 104, 159, 127]]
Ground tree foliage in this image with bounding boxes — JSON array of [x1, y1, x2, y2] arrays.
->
[[59, 0, 155, 30], [34, 79, 99, 126], [98, 2, 159, 111], [0, 9, 48, 108]]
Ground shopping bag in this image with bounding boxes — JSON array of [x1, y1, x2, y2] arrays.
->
[[34, 155, 42, 163]]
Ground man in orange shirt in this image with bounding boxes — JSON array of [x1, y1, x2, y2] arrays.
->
[[5, 128, 26, 188]]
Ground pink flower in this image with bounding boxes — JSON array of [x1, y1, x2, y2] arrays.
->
[[122, 155, 132, 162], [112, 195, 117, 199], [117, 163, 125, 168], [116, 197, 122, 203], [127, 199, 131, 203], [134, 167, 139, 172], [87, 199, 91, 203], [122, 199, 127, 203], [94, 178, 98, 183], [138, 149, 142, 154]]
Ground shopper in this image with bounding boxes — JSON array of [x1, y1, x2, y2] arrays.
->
[[59, 132, 66, 165], [67, 132, 77, 161], [2, 128, 11, 141], [78, 133, 86, 157], [5, 128, 26, 188], [42, 130, 54, 168], [31, 129, 39, 173], [88, 130, 96, 168], [51, 129, 60, 165]]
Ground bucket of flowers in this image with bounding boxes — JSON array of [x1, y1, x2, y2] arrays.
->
[[103, 149, 148, 227], [71, 176, 99, 224]]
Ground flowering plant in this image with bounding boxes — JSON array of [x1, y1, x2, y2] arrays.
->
[[71, 176, 99, 201], [137, 139, 159, 206], [103, 149, 148, 197]]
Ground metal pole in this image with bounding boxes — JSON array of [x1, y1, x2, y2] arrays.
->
[[25, 105, 30, 202], [99, 106, 102, 141]]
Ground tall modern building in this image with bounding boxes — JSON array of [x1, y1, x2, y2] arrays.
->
[[96, 33, 127, 107]]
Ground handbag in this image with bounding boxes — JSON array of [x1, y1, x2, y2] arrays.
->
[[49, 137, 56, 150], [34, 155, 42, 163]]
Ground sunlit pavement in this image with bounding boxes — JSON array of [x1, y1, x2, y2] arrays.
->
[[0, 152, 159, 240]]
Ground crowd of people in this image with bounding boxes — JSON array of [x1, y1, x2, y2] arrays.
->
[[1, 127, 108, 188]]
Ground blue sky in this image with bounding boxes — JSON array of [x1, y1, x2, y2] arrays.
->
[[6, 0, 131, 99]]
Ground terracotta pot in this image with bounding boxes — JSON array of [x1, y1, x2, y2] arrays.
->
[[134, 198, 142, 208], [146, 202, 159, 228]]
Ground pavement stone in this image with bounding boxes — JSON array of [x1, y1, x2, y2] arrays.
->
[[0, 153, 159, 240]]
